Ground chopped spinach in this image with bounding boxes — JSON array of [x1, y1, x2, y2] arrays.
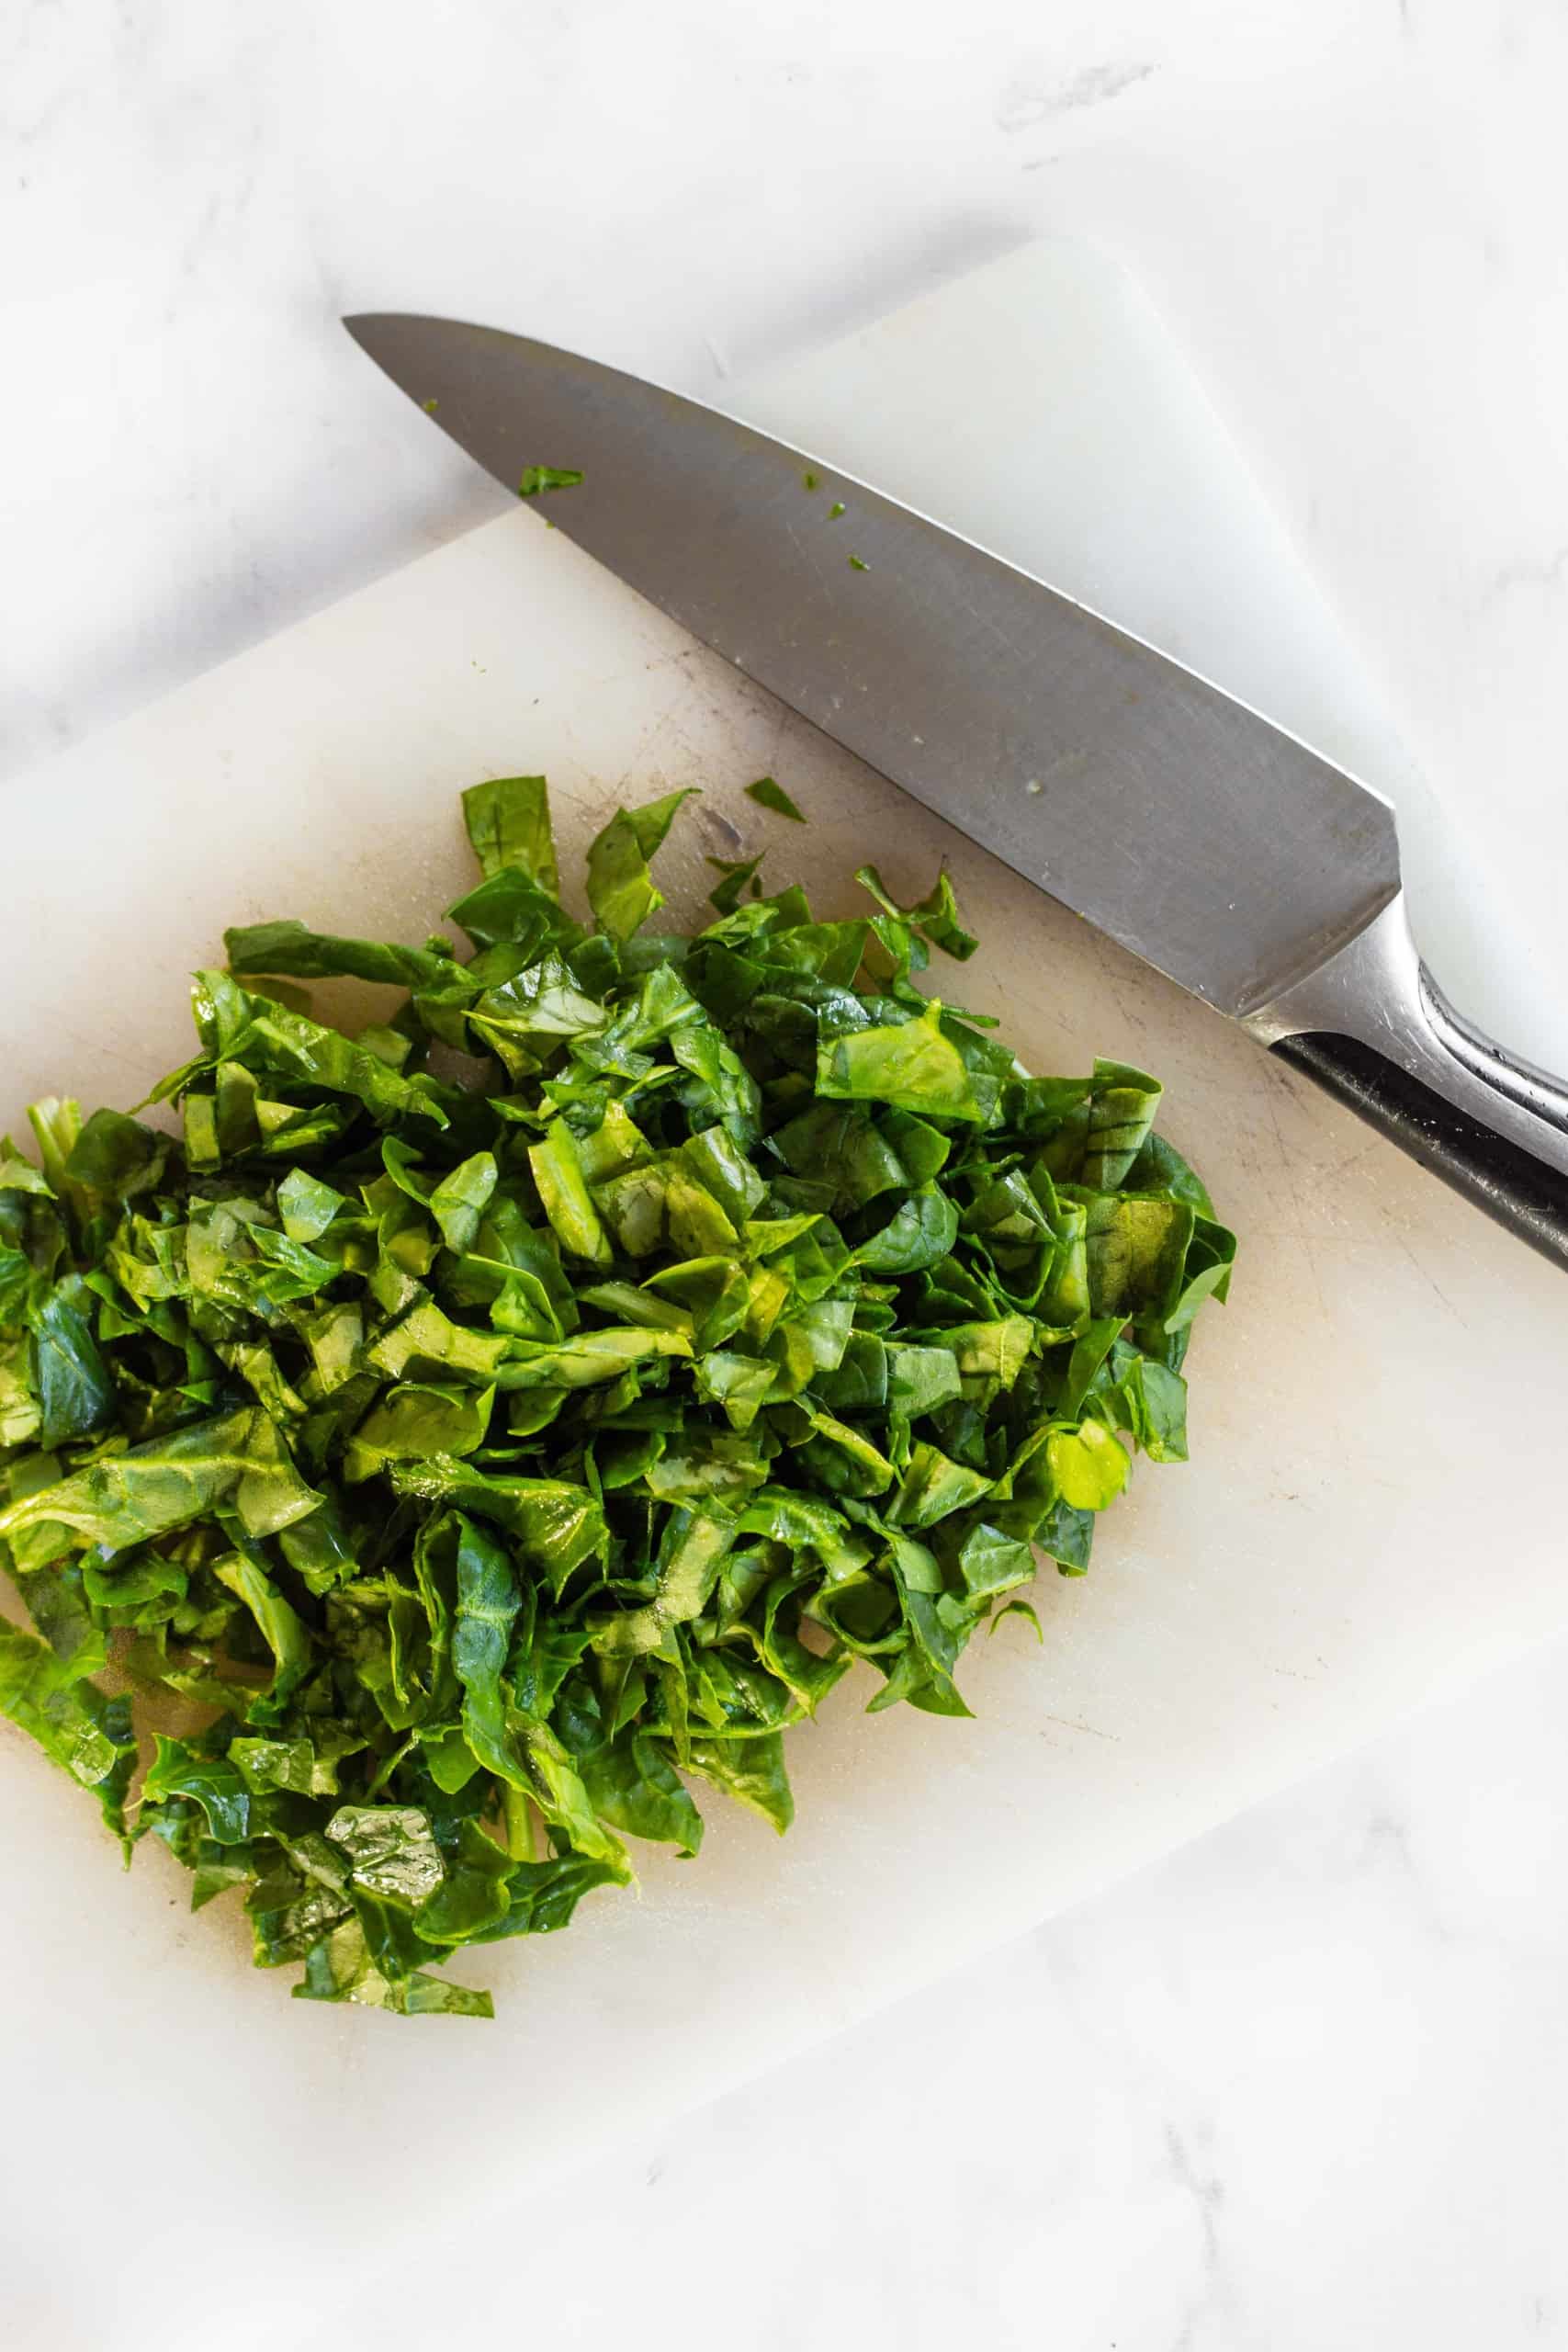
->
[[517, 467, 583, 499], [744, 777, 807, 824], [0, 777, 1231, 2017]]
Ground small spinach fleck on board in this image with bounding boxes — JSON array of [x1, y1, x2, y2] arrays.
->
[[744, 777, 807, 825], [0, 777, 1231, 2018]]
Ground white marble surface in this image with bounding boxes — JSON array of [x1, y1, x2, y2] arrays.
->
[[6, 5, 1568, 2345], [317, 1635, 1568, 2352]]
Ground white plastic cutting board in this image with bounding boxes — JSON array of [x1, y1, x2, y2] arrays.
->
[[5, 246, 1563, 2352]]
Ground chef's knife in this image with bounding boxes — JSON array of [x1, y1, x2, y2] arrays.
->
[[345, 312, 1568, 1265]]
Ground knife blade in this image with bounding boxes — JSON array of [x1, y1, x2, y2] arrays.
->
[[345, 311, 1568, 1261]]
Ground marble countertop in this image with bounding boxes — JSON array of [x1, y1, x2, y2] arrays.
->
[[6, 5, 1568, 2345]]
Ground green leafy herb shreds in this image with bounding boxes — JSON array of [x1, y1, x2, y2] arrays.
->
[[0, 775, 1234, 2018]]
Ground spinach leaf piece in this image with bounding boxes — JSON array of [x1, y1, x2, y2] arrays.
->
[[517, 467, 582, 500], [744, 777, 807, 823], [587, 788, 699, 941]]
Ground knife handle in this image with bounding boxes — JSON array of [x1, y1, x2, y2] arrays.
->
[[1249, 897, 1568, 1269], [1270, 1031, 1568, 1264]]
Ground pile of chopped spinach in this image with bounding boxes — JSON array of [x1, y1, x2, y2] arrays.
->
[[0, 778, 1233, 2018]]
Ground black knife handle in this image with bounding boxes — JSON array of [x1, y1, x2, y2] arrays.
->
[[1250, 899, 1568, 1271], [1271, 1029, 1568, 1267]]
